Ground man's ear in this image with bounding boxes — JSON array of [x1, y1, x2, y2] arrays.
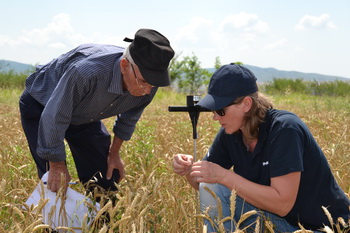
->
[[120, 58, 128, 75]]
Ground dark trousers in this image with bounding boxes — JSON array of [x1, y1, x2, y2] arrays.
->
[[19, 91, 119, 192]]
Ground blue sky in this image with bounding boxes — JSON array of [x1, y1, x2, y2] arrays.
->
[[1, 0, 349, 78]]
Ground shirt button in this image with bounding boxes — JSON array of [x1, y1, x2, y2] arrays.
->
[[100, 112, 104, 115], [110, 104, 113, 106], [90, 119, 93, 122]]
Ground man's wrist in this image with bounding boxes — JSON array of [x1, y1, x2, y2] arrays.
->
[[49, 161, 66, 168]]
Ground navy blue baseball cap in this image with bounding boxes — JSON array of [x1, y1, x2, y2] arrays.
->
[[197, 64, 258, 110]]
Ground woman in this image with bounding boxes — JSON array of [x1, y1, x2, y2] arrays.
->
[[172, 64, 349, 232]]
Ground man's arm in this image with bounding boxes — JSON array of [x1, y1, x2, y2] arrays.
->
[[47, 161, 71, 192], [106, 136, 125, 182], [39, 68, 83, 192]]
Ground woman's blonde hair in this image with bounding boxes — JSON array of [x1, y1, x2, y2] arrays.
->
[[235, 92, 273, 140]]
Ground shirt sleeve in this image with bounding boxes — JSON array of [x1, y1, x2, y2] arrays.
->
[[203, 128, 233, 169], [36, 66, 88, 162], [112, 88, 157, 141], [267, 118, 305, 178]]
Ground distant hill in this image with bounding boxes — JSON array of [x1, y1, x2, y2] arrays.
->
[[244, 65, 349, 83], [1, 59, 349, 82], [207, 65, 349, 83], [0, 60, 35, 73]]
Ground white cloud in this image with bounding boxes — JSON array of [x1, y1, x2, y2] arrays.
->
[[264, 39, 289, 50], [173, 12, 272, 67], [175, 16, 213, 43], [0, 13, 91, 50], [48, 42, 67, 49], [0, 13, 122, 64], [22, 13, 88, 47], [0, 35, 16, 47], [219, 12, 270, 34], [295, 14, 337, 30]]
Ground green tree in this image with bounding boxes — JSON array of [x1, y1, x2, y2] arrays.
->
[[169, 53, 183, 84], [177, 54, 211, 94], [214, 56, 221, 70]]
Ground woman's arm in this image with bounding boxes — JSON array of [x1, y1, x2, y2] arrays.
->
[[191, 161, 301, 216]]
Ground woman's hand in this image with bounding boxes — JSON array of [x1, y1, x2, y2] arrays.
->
[[190, 161, 227, 183], [173, 154, 193, 176]]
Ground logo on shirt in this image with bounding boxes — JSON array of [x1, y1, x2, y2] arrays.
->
[[262, 161, 269, 166]]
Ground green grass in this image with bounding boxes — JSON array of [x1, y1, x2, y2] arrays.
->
[[0, 87, 349, 232]]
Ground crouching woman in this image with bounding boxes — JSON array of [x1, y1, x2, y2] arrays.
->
[[172, 64, 350, 232]]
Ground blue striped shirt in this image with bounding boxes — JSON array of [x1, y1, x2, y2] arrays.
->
[[24, 43, 157, 162]]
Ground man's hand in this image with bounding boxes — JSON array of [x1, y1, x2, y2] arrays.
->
[[106, 152, 125, 182], [106, 136, 125, 182], [47, 161, 71, 193], [173, 154, 193, 176]]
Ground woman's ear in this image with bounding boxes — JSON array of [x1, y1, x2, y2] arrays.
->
[[243, 96, 253, 112]]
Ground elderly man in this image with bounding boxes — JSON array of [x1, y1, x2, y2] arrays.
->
[[20, 28, 174, 194]]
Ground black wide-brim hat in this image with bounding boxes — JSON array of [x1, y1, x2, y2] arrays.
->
[[124, 29, 175, 87]]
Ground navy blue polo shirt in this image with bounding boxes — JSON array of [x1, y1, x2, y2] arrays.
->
[[204, 109, 350, 230]]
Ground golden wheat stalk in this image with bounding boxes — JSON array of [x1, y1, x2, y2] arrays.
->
[[110, 215, 132, 230], [254, 216, 260, 232], [23, 219, 44, 233], [138, 204, 150, 217], [322, 206, 335, 229], [236, 210, 257, 231], [10, 205, 26, 222], [56, 226, 76, 232], [230, 189, 237, 219], [97, 224, 108, 233], [194, 213, 216, 231], [264, 220, 275, 233], [34, 198, 50, 219], [0, 179, 6, 196], [139, 216, 144, 233], [320, 225, 334, 233], [94, 200, 112, 221], [202, 185, 224, 220]]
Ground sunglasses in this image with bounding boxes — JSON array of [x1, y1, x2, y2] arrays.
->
[[214, 102, 237, 116]]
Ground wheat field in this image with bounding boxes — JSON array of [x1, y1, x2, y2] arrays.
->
[[0, 88, 349, 232]]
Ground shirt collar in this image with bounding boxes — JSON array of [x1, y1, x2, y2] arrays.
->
[[108, 56, 124, 94], [253, 109, 272, 155]]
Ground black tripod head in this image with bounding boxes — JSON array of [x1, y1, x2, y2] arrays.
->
[[168, 95, 211, 139]]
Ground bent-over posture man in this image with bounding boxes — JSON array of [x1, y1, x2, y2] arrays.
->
[[20, 28, 174, 195]]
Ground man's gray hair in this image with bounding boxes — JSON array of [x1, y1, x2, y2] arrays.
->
[[123, 46, 135, 64]]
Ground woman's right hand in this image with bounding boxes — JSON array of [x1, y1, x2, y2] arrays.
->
[[173, 154, 194, 176]]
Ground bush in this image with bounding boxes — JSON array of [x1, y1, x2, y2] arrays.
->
[[0, 70, 28, 89], [309, 80, 350, 96], [264, 78, 350, 97]]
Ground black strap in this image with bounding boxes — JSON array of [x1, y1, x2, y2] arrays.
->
[[123, 37, 133, 42]]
